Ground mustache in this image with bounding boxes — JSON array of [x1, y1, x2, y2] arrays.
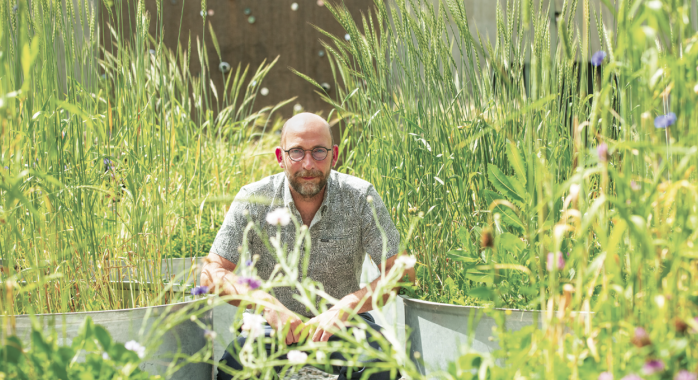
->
[[294, 170, 323, 178]]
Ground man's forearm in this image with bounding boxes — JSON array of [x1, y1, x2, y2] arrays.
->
[[200, 263, 281, 310], [333, 265, 415, 315]]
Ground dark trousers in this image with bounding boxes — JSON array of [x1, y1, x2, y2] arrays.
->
[[217, 313, 399, 380]]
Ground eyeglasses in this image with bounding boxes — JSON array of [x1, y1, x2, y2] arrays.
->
[[282, 147, 332, 162]]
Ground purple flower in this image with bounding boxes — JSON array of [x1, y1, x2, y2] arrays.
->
[[621, 375, 642, 380], [599, 372, 614, 380], [238, 277, 262, 290], [245, 260, 253, 267], [632, 327, 651, 347], [190, 286, 209, 296], [642, 360, 665, 375], [103, 158, 111, 165], [654, 112, 677, 129], [675, 371, 698, 380], [597, 143, 609, 163], [3, 166, 7, 170], [547, 252, 565, 271], [591, 51, 607, 66]]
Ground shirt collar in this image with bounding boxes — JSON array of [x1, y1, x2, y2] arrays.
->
[[283, 171, 333, 216]]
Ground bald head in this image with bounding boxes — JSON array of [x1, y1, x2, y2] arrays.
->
[[280, 113, 333, 147]]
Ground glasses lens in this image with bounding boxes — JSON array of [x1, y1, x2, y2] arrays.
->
[[311, 148, 328, 161], [289, 148, 305, 161]]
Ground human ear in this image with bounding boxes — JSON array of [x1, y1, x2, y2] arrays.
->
[[275, 147, 285, 168], [331, 145, 339, 168]]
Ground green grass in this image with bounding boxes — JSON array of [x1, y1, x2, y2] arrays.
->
[[0, 0, 285, 314]]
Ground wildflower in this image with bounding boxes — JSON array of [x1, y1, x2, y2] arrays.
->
[[102, 352, 110, 360], [395, 255, 417, 269], [642, 360, 665, 375], [632, 327, 651, 347], [287, 350, 308, 364], [591, 51, 607, 66], [291, 2, 298, 10], [675, 370, 698, 380], [344, 33, 350, 41], [245, 260, 253, 267], [316, 351, 327, 362], [599, 372, 613, 380], [674, 317, 689, 334], [266, 208, 290, 226], [241, 313, 265, 339], [190, 286, 209, 296], [654, 112, 677, 129], [480, 228, 494, 248], [238, 277, 262, 290], [124, 340, 146, 359], [621, 375, 642, 380], [597, 143, 609, 163], [207, 9, 214, 16], [204, 329, 217, 340], [367, 195, 374, 203], [547, 252, 565, 271], [631, 180, 640, 191]]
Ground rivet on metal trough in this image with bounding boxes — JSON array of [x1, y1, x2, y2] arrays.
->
[[248, 15, 256, 24], [321, 82, 331, 91], [260, 87, 269, 96], [219, 62, 231, 73], [291, 2, 298, 11]]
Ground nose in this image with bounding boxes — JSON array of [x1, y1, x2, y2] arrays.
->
[[300, 151, 316, 170]]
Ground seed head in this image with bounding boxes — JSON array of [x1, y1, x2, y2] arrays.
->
[[631, 327, 651, 347], [480, 229, 494, 248]]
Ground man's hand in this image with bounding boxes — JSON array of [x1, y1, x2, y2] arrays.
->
[[305, 305, 350, 342], [263, 303, 306, 345]]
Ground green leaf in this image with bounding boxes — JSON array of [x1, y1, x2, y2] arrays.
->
[[94, 325, 112, 351], [506, 142, 527, 187], [496, 232, 526, 256], [447, 250, 479, 265], [468, 286, 494, 300], [483, 190, 525, 231], [457, 225, 472, 252], [487, 164, 524, 203]]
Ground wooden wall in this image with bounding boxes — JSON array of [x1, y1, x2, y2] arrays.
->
[[101, 0, 374, 118]]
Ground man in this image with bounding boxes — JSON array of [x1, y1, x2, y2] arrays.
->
[[201, 113, 413, 380]]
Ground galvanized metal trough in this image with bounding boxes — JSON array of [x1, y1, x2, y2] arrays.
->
[[7, 283, 214, 380], [402, 296, 544, 375]]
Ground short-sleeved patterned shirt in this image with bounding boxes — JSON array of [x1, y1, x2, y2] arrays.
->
[[209, 170, 400, 317]]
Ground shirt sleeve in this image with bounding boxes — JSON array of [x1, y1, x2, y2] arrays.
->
[[361, 185, 401, 265], [209, 188, 251, 265]]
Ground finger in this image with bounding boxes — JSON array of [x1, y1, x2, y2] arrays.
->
[[312, 327, 324, 342], [320, 330, 333, 342]]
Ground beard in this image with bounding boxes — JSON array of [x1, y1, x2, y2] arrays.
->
[[286, 168, 329, 199]]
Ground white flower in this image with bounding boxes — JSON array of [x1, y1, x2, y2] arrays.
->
[[315, 350, 326, 362], [266, 208, 291, 226], [102, 352, 110, 360], [124, 340, 145, 359], [287, 350, 308, 364], [395, 255, 417, 269], [241, 313, 266, 339]]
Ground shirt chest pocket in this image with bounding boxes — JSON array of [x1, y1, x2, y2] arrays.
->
[[314, 228, 360, 270]]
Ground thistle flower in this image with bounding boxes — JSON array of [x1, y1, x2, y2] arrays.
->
[[266, 208, 291, 226], [204, 329, 217, 340], [241, 313, 265, 339], [238, 277, 262, 290], [480, 229, 494, 248], [287, 350, 308, 364], [632, 327, 651, 347], [654, 112, 677, 129], [597, 143, 609, 163], [642, 360, 665, 375], [190, 286, 209, 296], [547, 252, 565, 271], [124, 340, 146, 359], [591, 51, 607, 66], [599, 372, 614, 380], [675, 370, 698, 380]]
